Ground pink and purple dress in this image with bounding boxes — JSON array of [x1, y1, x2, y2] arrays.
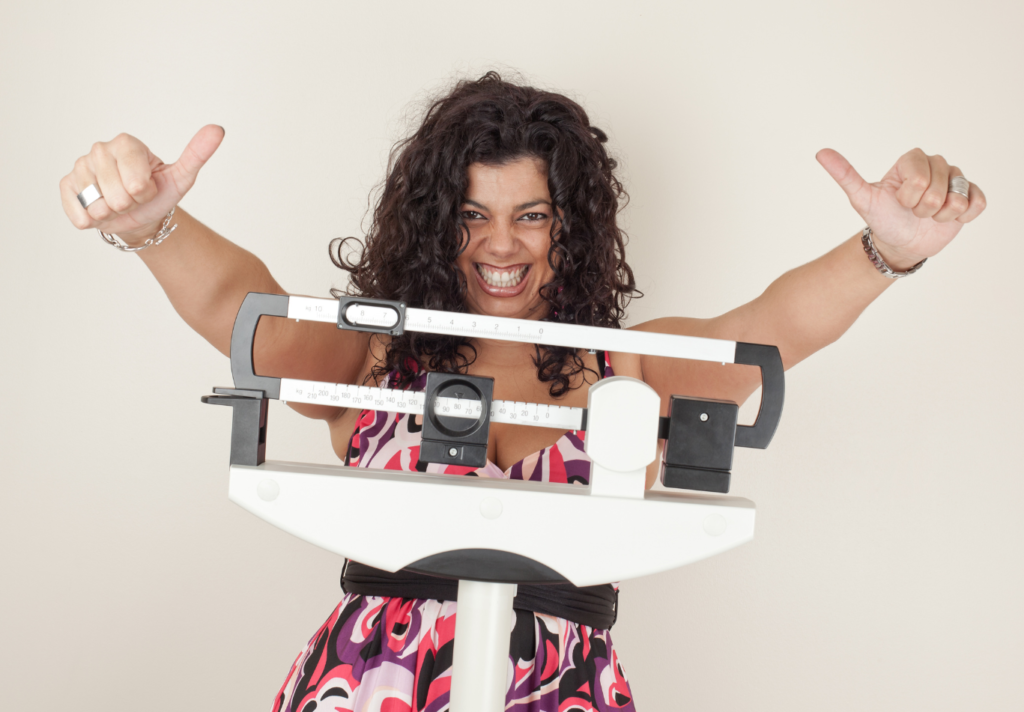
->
[[273, 355, 636, 712]]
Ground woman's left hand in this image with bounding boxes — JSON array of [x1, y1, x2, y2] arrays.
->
[[816, 148, 987, 269]]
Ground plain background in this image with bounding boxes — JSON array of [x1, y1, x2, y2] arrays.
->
[[2, 1, 1022, 709]]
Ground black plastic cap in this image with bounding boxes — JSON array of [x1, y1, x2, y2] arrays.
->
[[663, 396, 738, 472]]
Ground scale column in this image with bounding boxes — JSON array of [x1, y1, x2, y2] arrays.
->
[[449, 580, 517, 712]]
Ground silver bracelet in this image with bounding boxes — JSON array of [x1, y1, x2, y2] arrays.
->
[[97, 207, 177, 253], [861, 226, 926, 278]]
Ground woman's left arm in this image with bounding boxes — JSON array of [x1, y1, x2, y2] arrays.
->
[[636, 148, 987, 407]]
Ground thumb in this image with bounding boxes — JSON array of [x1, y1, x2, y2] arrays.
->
[[169, 124, 225, 188], [816, 148, 871, 213]]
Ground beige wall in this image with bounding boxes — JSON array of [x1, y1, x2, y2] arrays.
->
[[2, 0, 1022, 709]]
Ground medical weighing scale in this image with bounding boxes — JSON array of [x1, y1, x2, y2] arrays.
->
[[203, 293, 785, 711]]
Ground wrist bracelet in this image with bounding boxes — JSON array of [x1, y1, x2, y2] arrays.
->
[[97, 207, 177, 253], [861, 226, 926, 279]]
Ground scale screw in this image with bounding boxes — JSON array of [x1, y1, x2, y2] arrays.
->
[[700, 413, 709, 422], [448, 447, 458, 457]]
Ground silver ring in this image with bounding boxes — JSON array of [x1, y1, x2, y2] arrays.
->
[[949, 176, 970, 199], [77, 184, 103, 209]]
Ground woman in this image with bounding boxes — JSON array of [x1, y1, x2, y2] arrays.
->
[[59, 73, 985, 711]]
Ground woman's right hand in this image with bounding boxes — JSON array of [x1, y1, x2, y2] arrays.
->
[[60, 125, 225, 245]]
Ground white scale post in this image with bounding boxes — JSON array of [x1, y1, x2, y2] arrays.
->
[[203, 293, 785, 712]]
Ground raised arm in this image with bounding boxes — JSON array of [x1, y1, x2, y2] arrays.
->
[[637, 148, 987, 407], [59, 126, 370, 422]]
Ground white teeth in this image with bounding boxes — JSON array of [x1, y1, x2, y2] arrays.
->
[[476, 264, 527, 288]]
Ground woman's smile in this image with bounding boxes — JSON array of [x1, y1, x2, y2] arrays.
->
[[473, 263, 531, 294]]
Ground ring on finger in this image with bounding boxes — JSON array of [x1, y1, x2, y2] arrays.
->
[[77, 184, 103, 209], [949, 176, 970, 199]]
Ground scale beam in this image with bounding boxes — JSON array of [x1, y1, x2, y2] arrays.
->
[[294, 294, 738, 363], [278, 378, 586, 430], [228, 293, 785, 460]]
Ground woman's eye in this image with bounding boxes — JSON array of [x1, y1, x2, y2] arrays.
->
[[520, 212, 549, 222], [461, 210, 485, 220]]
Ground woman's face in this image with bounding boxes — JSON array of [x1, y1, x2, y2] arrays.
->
[[455, 157, 557, 320]]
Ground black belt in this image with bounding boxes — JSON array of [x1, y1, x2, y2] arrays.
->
[[342, 561, 618, 630]]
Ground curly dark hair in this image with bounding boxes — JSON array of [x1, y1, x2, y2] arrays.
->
[[330, 71, 640, 397]]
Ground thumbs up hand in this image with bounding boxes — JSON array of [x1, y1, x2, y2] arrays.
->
[[816, 148, 986, 269], [61, 125, 225, 246]]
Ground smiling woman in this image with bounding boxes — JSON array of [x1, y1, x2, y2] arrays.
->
[[59, 68, 986, 712], [330, 73, 639, 398]]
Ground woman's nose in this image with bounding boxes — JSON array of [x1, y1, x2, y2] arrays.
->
[[485, 220, 517, 256]]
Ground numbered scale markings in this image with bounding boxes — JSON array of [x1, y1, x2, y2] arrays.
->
[[287, 296, 737, 364], [279, 378, 584, 430]]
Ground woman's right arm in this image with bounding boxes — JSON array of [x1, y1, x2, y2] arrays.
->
[[59, 125, 370, 424]]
